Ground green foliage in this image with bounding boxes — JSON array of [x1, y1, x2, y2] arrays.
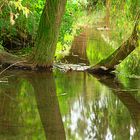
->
[[0, 0, 45, 39], [0, 0, 83, 42], [0, 0, 84, 60], [0, 43, 4, 51], [55, 1, 84, 60], [63, 1, 83, 32], [86, 0, 105, 10], [110, 0, 140, 44], [86, 30, 115, 65], [55, 34, 73, 60], [117, 46, 140, 76], [0, 39, 4, 50], [0, 0, 139, 64]]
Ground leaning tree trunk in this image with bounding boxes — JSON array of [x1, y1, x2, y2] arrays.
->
[[30, 0, 67, 68], [88, 12, 140, 74]]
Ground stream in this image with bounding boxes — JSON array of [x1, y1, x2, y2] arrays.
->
[[0, 27, 140, 140]]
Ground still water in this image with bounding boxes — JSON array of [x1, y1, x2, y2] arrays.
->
[[0, 28, 140, 140], [0, 70, 140, 140]]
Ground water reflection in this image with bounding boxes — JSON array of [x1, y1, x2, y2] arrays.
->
[[0, 70, 140, 140], [63, 29, 89, 64], [92, 74, 140, 138], [55, 71, 140, 140], [63, 27, 115, 66], [0, 77, 22, 139], [0, 14, 140, 139], [29, 72, 66, 140], [0, 71, 66, 140]]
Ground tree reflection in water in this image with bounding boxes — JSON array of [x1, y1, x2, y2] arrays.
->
[[55, 71, 140, 140], [0, 71, 140, 140], [0, 71, 66, 140], [92, 73, 140, 139], [29, 72, 66, 140]]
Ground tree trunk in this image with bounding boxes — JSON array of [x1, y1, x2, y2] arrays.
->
[[0, 0, 67, 70], [30, 0, 67, 68], [88, 13, 140, 74]]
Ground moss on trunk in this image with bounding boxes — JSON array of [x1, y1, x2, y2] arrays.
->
[[88, 13, 140, 74], [30, 0, 67, 68]]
